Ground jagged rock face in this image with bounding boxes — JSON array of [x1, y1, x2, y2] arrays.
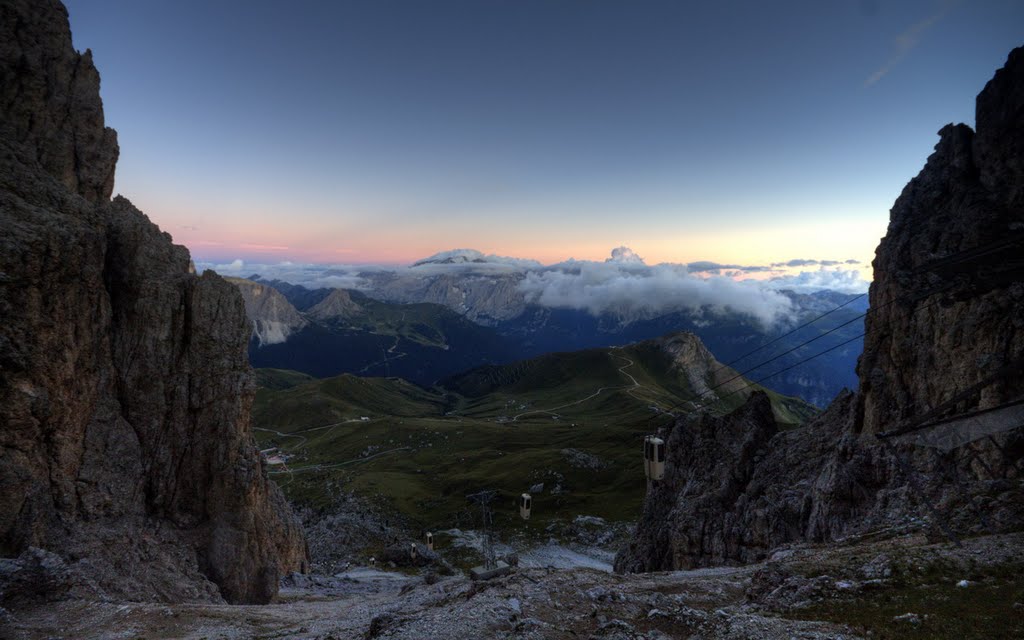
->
[[615, 391, 930, 573], [616, 388, 1023, 573], [857, 48, 1024, 434], [307, 288, 362, 321], [0, 0, 307, 604], [617, 48, 1024, 574], [0, 0, 118, 202], [615, 392, 781, 572], [228, 277, 309, 346]]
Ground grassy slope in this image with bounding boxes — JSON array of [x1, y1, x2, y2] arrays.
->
[[325, 290, 503, 352], [254, 340, 818, 540], [255, 368, 316, 390]]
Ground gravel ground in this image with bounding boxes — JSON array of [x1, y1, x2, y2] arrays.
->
[[4, 532, 1021, 639]]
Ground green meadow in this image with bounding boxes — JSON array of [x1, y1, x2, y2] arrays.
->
[[253, 339, 816, 538]]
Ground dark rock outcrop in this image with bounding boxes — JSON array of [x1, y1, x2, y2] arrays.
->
[[616, 48, 1024, 573], [856, 48, 1024, 435], [616, 392, 780, 572], [0, 0, 117, 202], [0, 0, 307, 604]]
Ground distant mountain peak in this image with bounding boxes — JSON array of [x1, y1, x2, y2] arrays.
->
[[411, 248, 542, 270], [413, 248, 488, 266], [307, 288, 363, 321]]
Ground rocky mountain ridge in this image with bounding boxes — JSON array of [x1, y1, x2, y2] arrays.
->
[[0, 0, 307, 605], [615, 47, 1024, 574], [227, 277, 519, 385], [251, 272, 865, 406]]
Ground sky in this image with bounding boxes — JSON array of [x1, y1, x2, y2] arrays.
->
[[64, 0, 1024, 278]]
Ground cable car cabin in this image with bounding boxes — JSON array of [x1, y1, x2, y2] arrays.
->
[[519, 493, 532, 520], [410, 543, 418, 560], [644, 436, 666, 481], [425, 531, 434, 551]]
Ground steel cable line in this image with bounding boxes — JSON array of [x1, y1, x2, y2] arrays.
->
[[705, 311, 867, 396], [685, 292, 947, 417], [687, 331, 868, 415], [706, 233, 1015, 384], [630, 234, 1015, 438], [697, 279, 957, 403], [712, 292, 867, 373], [643, 285, 950, 431]]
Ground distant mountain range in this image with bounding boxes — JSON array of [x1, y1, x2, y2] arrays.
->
[[496, 294, 864, 408], [229, 277, 517, 385], [231, 273, 865, 406]]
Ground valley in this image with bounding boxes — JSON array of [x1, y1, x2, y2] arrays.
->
[[238, 273, 867, 407], [3, 2, 1023, 639], [252, 333, 816, 561]]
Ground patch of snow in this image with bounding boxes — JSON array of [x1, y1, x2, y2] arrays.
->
[[518, 544, 613, 572]]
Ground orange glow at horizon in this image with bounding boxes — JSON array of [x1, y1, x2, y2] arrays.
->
[[172, 215, 883, 279], [141, 181, 885, 278]]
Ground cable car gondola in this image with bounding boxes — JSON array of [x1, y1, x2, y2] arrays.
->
[[519, 493, 532, 520], [644, 435, 665, 481]]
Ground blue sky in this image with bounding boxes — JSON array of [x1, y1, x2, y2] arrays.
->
[[64, 0, 1024, 270]]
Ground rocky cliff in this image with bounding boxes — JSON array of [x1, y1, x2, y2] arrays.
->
[[856, 49, 1024, 435], [0, 0, 307, 605], [227, 277, 309, 346], [616, 48, 1024, 573], [362, 271, 528, 324]]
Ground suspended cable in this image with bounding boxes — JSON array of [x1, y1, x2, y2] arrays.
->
[[713, 292, 866, 373], [689, 331, 867, 415], [651, 286, 947, 426], [707, 233, 1016, 388], [706, 312, 867, 396], [697, 281, 953, 405], [639, 234, 1016, 435]]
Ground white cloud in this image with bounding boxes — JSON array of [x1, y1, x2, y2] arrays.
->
[[197, 260, 376, 290], [766, 267, 870, 294], [864, 1, 956, 87], [606, 246, 645, 265], [197, 247, 868, 325], [207, 258, 246, 273], [518, 259, 794, 327]]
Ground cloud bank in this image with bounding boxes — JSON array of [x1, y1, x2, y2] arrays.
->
[[519, 259, 795, 326], [198, 246, 869, 327], [767, 267, 870, 294]]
